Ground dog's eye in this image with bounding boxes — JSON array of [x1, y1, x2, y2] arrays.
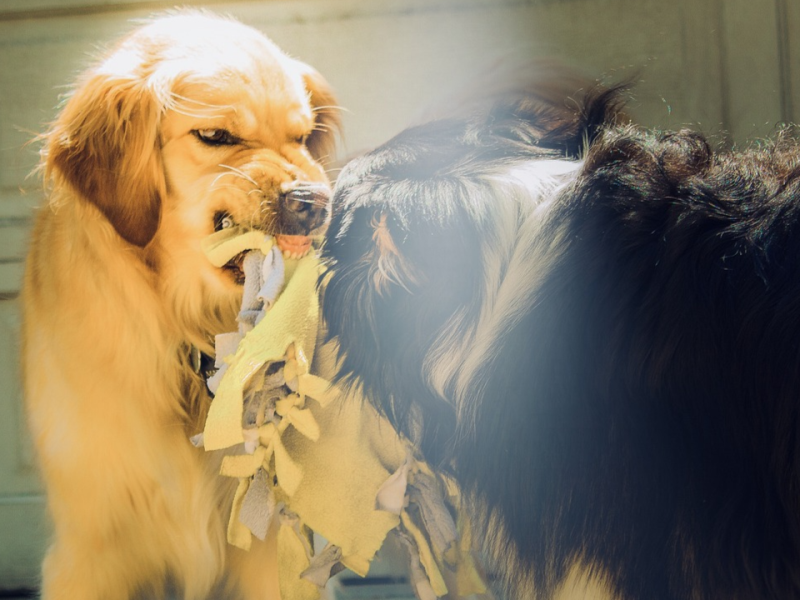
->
[[193, 128, 240, 147], [294, 133, 310, 146], [214, 211, 236, 232]]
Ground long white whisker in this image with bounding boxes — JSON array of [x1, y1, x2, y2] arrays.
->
[[216, 185, 246, 194], [170, 93, 234, 111], [209, 182, 250, 195], [171, 106, 227, 119], [168, 93, 233, 118], [312, 105, 349, 113], [218, 164, 259, 187], [210, 172, 244, 190]]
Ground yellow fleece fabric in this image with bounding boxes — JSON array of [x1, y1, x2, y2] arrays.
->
[[203, 251, 322, 452], [201, 231, 487, 599]]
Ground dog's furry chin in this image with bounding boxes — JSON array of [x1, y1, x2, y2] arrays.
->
[[322, 78, 800, 599], [22, 10, 338, 600]]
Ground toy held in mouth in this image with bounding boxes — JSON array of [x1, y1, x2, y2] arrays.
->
[[197, 227, 488, 600]]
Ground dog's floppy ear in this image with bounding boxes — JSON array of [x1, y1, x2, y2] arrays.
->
[[45, 67, 165, 247], [296, 62, 341, 163]]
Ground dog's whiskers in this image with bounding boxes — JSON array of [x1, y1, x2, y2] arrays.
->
[[313, 153, 333, 164], [209, 182, 249, 195], [168, 93, 234, 118], [258, 199, 277, 217], [170, 106, 227, 119], [218, 164, 259, 187], [209, 171, 254, 192], [312, 104, 348, 113]]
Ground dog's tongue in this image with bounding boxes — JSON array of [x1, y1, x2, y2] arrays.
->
[[276, 235, 312, 256]]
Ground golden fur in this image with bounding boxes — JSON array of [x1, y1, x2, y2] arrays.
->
[[21, 11, 339, 600]]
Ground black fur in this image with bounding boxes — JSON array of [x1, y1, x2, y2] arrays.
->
[[322, 83, 800, 600]]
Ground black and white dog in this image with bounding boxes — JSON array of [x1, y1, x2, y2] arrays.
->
[[321, 78, 800, 600]]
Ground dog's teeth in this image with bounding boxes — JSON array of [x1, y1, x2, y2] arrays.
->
[[279, 247, 313, 260]]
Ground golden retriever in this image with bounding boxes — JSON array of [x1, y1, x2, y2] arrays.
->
[[21, 10, 339, 600]]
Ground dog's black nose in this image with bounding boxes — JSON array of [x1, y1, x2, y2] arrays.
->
[[277, 183, 330, 235]]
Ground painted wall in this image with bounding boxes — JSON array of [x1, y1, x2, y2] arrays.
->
[[0, 0, 797, 590]]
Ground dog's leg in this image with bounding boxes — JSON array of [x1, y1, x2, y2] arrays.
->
[[26, 343, 226, 600], [35, 440, 227, 600], [39, 538, 165, 600], [226, 523, 282, 600]]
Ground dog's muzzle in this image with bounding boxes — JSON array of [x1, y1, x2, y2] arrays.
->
[[278, 183, 330, 236]]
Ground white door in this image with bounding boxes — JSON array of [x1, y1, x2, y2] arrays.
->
[[0, 295, 47, 591]]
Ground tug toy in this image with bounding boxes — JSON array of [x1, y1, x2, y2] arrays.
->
[[195, 226, 488, 600]]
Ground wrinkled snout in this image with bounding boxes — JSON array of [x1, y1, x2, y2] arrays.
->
[[277, 182, 330, 236]]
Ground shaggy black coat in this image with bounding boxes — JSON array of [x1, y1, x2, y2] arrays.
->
[[321, 85, 800, 600]]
